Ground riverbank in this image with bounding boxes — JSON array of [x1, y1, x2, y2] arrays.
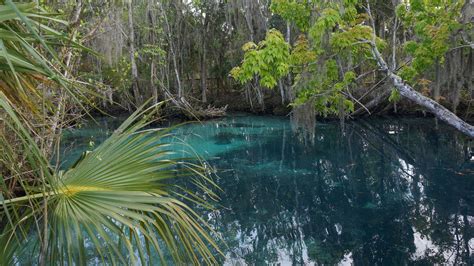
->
[[88, 91, 474, 126]]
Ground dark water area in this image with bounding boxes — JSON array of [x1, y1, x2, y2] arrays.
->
[[60, 114, 474, 265]]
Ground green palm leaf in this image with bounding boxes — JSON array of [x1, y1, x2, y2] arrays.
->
[[0, 97, 222, 265], [0, 1, 96, 114], [1, 1, 221, 264]]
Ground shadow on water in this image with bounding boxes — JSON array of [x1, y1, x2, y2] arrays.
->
[[60, 115, 474, 265]]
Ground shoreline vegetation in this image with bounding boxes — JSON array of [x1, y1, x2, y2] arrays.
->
[[74, 0, 474, 135], [1, 0, 473, 264]]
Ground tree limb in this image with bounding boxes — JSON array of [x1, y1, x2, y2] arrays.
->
[[365, 0, 474, 138]]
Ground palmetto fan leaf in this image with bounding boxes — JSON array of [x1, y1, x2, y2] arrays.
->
[[0, 98, 222, 265], [1, 1, 221, 264]]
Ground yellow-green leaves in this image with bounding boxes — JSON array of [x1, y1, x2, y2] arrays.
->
[[292, 60, 355, 117], [399, 66, 418, 83], [397, 0, 464, 84], [231, 29, 290, 89], [290, 35, 316, 73], [389, 88, 401, 103], [309, 7, 342, 52], [271, 0, 311, 31], [331, 24, 387, 59]]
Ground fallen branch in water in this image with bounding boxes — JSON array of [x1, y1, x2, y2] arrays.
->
[[160, 86, 227, 119]]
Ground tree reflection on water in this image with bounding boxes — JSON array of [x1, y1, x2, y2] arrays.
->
[[201, 117, 473, 265], [61, 115, 473, 265]]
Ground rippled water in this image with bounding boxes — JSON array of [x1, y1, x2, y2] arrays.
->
[[61, 114, 474, 265]]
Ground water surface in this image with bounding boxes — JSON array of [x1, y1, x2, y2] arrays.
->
[[61, 114, 474, 265]]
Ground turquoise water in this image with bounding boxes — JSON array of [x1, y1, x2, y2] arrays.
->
[[61, 114, 474, 265]]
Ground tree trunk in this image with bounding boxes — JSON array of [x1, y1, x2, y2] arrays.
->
[[160, 2, 183, 99], [151, 61, 158, 104], [286, 21, 293, 102], [201, 50, 207, 103], [147, 0, 157, 104], [433, 59, 441, 101], [371, 43, 474, 138], [201, 20, 207, 103], [365, 0, 474, 137], [278, 80, 285, 104], [127, 0, 140, 106]]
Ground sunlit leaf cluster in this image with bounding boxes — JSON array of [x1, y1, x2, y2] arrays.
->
[[271, 0, 311, 31], [396, 0, 464, 83], [230, 29, 290, 89], [290, 34, 317, 73], [292, 60, 355, 117]]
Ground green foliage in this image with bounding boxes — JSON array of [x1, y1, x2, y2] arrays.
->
[[397, 0, 464, 82], [331, 24, 386, 58], [309, 7, 342, 53], [102, 56, 132, 92], [271, 0, 311, 31], [308, 2, 386, 57], [389, 88, 401, 103], [399, 66, 418, 83], [232, 0, 467, 118], [0, 1, 90, 113], [292, 60, 355, 117], [231, 29, 290, 89], [290, 35, 317, 73], [233, 1, 366, 118], [282, 1, 362, 118], [140, 44, 166, 59]]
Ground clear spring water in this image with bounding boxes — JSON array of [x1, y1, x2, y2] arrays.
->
[[60, 113, 474, 265]]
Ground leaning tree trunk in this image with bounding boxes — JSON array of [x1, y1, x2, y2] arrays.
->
[[364, 0, 474, 138], [370, 42, 474, 138]]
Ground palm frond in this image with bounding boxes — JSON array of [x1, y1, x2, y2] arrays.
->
[[0, 96, 222, 265], [0, 1, 96, 115]]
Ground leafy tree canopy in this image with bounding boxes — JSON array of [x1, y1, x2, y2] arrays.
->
[[232, 0, 467, 119]]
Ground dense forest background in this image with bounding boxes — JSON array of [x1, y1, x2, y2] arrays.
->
[[55, 0, 473, 121]]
